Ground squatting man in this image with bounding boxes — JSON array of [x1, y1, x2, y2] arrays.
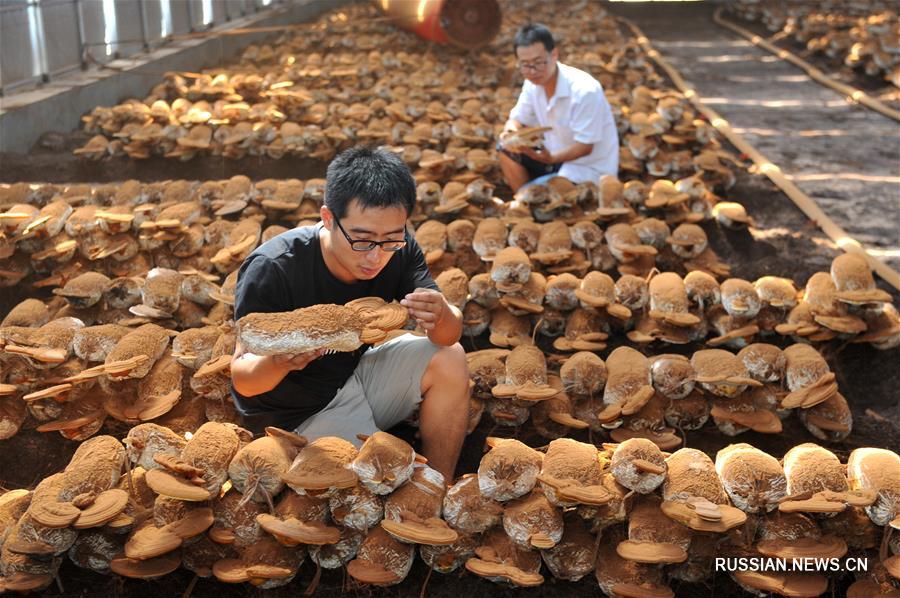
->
[[230, 147, 469, 483], [499, 23, 619, 191]]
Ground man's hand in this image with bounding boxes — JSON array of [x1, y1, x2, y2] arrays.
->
[[521, 145, 556, 164], [270, 349, 326, 372], [400, 288, 448, 332], [231, 341, 326, 397]]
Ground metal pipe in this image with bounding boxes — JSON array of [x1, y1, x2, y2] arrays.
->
[[74, 0, 87, 69], [186, 0, 195, 32], [29, 0, 51, 82], [138, 0, 149, 50], [374, 0, 500, 50]]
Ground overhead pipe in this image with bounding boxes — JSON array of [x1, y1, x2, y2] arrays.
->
[[374, 0, 501, 50]]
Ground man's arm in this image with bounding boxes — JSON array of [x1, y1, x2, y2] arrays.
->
[[231, 341, 325, 397], [401, 289, 462, 347]]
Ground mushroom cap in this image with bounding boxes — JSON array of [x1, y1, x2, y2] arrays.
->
[[616, 539, 687, 564], [73, 488, 130, 529], [212, 559, 293, 584], [381, 516, 459, 546], [144, 468, 212, 501], [465, 529, 544, 586], [575, 271, 616, 307], [110, 552, 181, 579], [257, 513, 340, 546], [732, 571, 828, 598], [346, 559, 402, 585], [29, 499, 81, 528], [611, 582, 675, 598], [464, 556, 545, 587], [756, 534, 848, 560], [125, 525, 183, 560], [660, 498, 746, 532], [710, 397, 783, 434]]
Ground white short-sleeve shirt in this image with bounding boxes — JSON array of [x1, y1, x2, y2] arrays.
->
[[509, 62, 619, 183]]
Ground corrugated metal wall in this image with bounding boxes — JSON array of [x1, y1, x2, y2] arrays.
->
[[0, 0, 283, 95]]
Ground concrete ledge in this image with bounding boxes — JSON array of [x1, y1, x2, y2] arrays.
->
[[0, 0, 350, 153]]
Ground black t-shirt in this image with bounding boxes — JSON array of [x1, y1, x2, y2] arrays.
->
[[231, 223, 438, 432]]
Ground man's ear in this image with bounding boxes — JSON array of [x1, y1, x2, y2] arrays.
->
[[551, 47, 559, 63], [320, 205, 333, 228]]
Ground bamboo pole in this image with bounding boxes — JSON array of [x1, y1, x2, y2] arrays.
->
[[618, 17, 900, 291]]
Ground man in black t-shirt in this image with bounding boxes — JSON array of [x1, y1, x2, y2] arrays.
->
[[231, 147, 468, 482]]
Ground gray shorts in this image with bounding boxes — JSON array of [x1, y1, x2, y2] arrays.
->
[[294, 333, 441, 446]]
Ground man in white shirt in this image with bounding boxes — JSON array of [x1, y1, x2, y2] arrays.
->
[[499, 23, 619, 192]]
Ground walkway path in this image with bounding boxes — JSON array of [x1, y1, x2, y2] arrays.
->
[[611, 3, 900, 271]]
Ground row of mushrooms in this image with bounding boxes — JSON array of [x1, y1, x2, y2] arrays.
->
[[466, 342, 853, 446], [71, 0, 746, 200], [730, 1, 900, 88], [1, 428, 898, 597]]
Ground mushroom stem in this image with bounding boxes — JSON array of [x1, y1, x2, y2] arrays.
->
[[237, 475, 260, 510], [419, 562, 433, 598], [304, 562, 322, 597], [261, 484, 276, 515], [880, 524, 893, 563], [181, 574, 198, 598]]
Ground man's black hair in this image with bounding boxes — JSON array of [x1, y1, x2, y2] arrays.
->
[[324, 146, 416, 219], [513, 23, 555, 53]]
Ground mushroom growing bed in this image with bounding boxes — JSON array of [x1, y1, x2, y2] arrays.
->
[[0, 0, 899, 596]]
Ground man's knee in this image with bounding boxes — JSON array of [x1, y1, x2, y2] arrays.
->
[[423, 343, 469, 393]]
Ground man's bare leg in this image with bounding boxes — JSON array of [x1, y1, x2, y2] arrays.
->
[[499, 151, 530, 193], [418, 343, 469, 483]]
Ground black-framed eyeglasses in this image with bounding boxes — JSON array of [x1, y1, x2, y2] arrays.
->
[[516, 57, 550, 72], [334, 217, 407, 252]]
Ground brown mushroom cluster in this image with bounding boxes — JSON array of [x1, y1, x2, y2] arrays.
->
[[2, 431, 897, 596], [3, 173, 889, 445], [730, 1, 900, 89], [469, 342, 852, 445], [69, 1, 750, 212]]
